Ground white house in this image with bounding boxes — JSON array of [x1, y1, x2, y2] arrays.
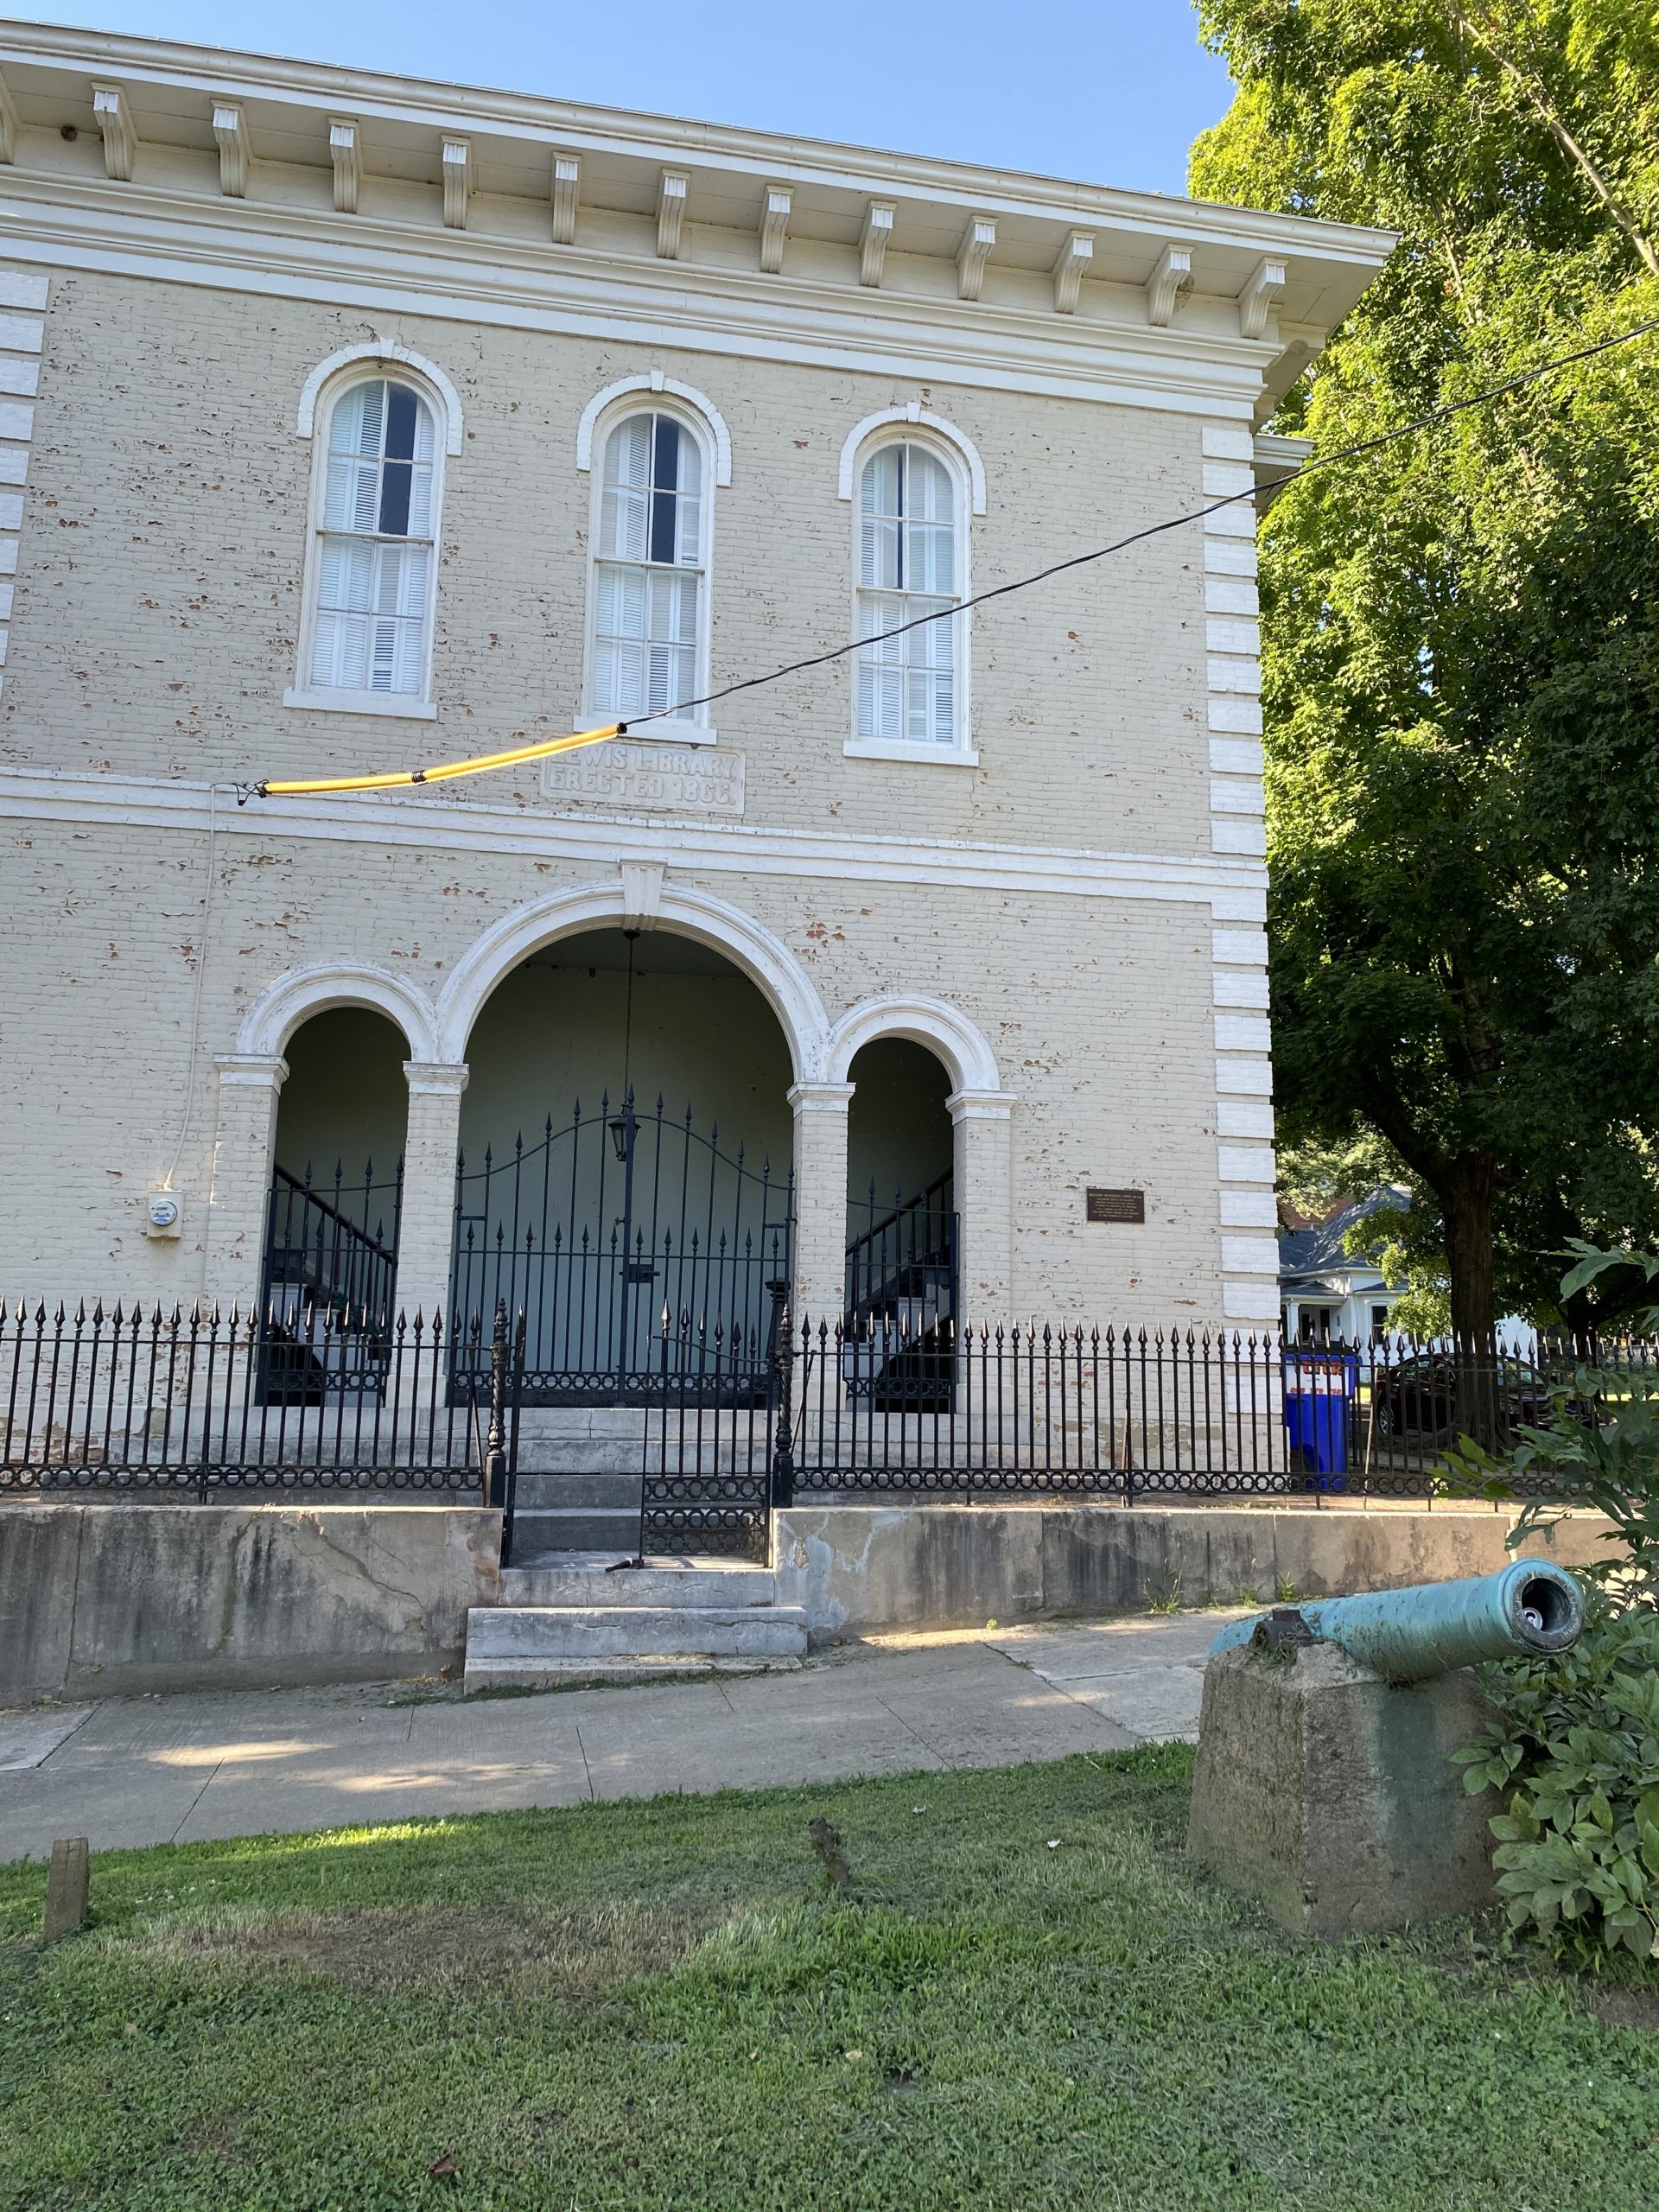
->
[[1279, 1191, 1407, 1347]]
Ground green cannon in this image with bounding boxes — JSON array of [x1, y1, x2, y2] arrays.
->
[[1208, 1557, 1584, 1681], [1192, 1556, 1587, 1936]]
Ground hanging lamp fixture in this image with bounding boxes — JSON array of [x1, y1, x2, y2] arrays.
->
[[607, 930, 642, 1162]]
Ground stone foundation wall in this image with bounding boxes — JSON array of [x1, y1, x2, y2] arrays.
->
[[772, 1502, 1616, 1634], [0, 1500, 1617, 1703], [0, 1504, 499, 1703]]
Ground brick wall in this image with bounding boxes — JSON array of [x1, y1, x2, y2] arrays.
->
[[0, 261, 1271, 1328], [3, 267, 1213, 855]]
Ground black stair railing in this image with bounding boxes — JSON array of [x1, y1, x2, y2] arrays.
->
[[262, 1161, 403, 1341], [844, 1173, 958, 1406]]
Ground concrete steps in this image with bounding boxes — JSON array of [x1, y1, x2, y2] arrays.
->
[[506, 1460, 764, 1560], [465, 1551, 806, 1690], [509, 1505, 641, 1554], [507, 1466, 639, 1555], [499, 1555, 778, 1609]]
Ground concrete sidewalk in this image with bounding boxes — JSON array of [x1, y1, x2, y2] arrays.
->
[[0, 1609, 1242, 1861]]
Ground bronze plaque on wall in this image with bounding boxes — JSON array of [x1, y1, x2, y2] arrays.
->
[[1086, 1187, 1145, 1224]]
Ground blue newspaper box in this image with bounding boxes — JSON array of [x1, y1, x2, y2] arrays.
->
[[1282, 1351, 1358, 1483]]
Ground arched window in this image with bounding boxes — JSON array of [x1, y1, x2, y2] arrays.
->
[[854, 439, 966, 753], [290, 369, 444, 715], [587, 407, 711, 729]]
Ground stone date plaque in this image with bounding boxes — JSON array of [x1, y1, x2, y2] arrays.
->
[[541, 738, 745, 816], [1086, 1186, 1145, 1224]]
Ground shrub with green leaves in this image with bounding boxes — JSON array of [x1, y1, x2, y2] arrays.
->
[[1456, 1603, 1659, 1969]]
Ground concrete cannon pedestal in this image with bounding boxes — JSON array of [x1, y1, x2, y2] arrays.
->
[[1186, 1637, 1497, 1936]]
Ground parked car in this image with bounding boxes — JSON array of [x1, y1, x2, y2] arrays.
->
[[1369, 1351, 1551, 1442]]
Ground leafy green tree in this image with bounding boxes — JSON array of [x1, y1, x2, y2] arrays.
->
[[1191, 0, 1659, 1338]]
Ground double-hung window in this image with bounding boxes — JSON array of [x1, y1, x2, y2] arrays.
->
[[591, 410, 704, 724], [855, 441, 961, 749], [307, 377, 437, 702]]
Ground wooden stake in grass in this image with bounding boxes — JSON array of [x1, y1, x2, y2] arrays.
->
[[44, 1836, 89, 1942], [807, 1816, 850, 1891]]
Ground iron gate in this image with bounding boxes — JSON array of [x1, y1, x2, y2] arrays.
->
[[451, 1093, 793, 1402], [636, 1298, 790, 1560]]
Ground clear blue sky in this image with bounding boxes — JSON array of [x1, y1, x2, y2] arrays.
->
[[9, 1, 1236, 196]]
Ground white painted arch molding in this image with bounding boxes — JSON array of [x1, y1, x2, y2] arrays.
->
[[827, 993, 1001, 1093], [575, 373, 734, 485], [295, 342, 465, 455], [433, 877, 830, 1077], [836, 406, 987, 514], [237, 962, 441, 1061]]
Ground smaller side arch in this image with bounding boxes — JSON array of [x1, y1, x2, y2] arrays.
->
[[828, 994, 1002, 1094], [575, 373, 734, 485], [296, 343, 464, 455], [837, 406, 987, 514], [237, 963, 441, 1062]]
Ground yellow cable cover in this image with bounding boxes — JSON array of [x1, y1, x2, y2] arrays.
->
[[245, 720, 625, 800]]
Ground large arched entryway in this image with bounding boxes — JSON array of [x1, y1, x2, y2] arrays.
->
[[454, 928, 795, 1399]]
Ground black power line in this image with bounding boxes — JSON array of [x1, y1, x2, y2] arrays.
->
[[629, 315, 1659, 731]]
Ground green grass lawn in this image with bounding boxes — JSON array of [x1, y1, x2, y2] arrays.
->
[[0, 1745, 1654, 2211]]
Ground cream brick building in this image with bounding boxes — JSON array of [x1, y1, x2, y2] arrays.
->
[[0, 23, 1391, 1396]]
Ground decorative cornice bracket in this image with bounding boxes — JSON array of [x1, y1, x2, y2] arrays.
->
[[657, 168, 687, 259], [1146, 242, 1193, 327], [550, 152, 579, 243], [91, 84, 135, 182], [957, 215, 995, 302], [1237, 254, 1287, 340], [760, 183, 791, 274], [212, 101, 248, 198], [0, 67, 18, 163], [441, 135, 469, 231], [1052, 229, 1093, 315], [859, 200, 893, 288], [328, 118, 359, 213]]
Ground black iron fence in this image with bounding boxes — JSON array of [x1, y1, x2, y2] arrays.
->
[[5, 1297, 1633, 1522], [0, 1298, 493, 1496], [782, 1319, 1587, 1501]]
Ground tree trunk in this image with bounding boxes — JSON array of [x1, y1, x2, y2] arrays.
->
[[1437, 1156, 1498, 1339], [1436, 1154, 1500, 1446]]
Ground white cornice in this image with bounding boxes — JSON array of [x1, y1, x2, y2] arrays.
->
[[0, 176, 1288, 417], [0, 20, 1396, 272], [0, 767, 1269, 918]]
